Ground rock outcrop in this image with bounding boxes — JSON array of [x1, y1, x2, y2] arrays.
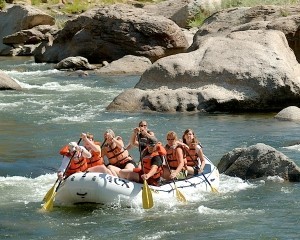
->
[[33, 4, 189, 63], [143, 0, 221, 28], [108, 29, 300, 112], [0, 4, 55, 55], [217, 143, 300, 182]]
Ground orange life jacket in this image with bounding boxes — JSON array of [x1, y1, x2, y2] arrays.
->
[[59, 145, 88, 177], [165, 144, 187, 169], [142, 150, 163, 186], [104, 143, 133, 168], [185, 143, 200, 167], [86, 141, 104, 168]]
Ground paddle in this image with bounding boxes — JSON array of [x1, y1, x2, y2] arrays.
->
[[138, 134, 154, 209], [164, 156, 187, 203], [100, 138, 107, 148], [185, 150, 219, 193], [42, 179, 58, 202], [142, 179, 154, 209], [202, 172, 219, 193], [41, 138, 82, 211]]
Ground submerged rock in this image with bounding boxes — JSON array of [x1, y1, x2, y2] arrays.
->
[[0, 70, 22, 90]]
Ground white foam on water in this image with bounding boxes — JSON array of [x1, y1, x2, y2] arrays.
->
[[283, 144, 300, 151]]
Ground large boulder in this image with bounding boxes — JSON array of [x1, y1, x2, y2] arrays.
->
[[97, 55, 152, 75], [217, 143, 300, 182], [275, 106, 300, 121], [0, 70, 22, 90], [143, 0, 221, 28], [34, 4, 189, 63], [190, 5, 300, 63], [108, 29, 300, 112], [55, 56, 96, 70], [0, 4, 55, 55]]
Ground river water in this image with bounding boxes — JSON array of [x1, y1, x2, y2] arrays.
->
[[0, 56, 299, 239]]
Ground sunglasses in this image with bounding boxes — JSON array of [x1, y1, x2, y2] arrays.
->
[[167, 138, 175, 141]]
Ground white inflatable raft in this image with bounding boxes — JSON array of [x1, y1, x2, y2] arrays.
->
[[54, 157, 219, 207]]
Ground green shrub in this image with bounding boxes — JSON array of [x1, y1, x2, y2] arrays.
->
[[0, 0, 6, 10], [63, 0, 89, 14]]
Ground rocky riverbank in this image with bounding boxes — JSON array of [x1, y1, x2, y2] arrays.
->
[[1, 1, 300, 114]]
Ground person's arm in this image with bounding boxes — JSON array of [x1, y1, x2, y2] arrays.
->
[[196, 145, 206, 172], [57, 156, 70, 179], [78, 146, 92, 158], [111, 136, 124, 149], [143, 165, 159, 179], [141, 155, 161, 180], [81, 133, 100, 153], [129, 128, 140, 147], [140, 129, 154, 138]]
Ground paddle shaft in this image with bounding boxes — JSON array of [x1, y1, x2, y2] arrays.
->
[[164, 155, 180, 185], [137, 134, 154, 209], [100, 138, 106, 148], [185, 149, 218, 192], [55, 138, 82, 191]]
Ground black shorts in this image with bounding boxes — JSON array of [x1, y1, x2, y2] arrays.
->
[[107, 160, 137, 169]]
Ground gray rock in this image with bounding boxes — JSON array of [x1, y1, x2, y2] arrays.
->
[[55, 56, 96, 70], [108, 30, 300, 112], [217, 143, 300, 182], [143, 0, 221, 28], [0, 4, 55, 55], [275, 106, 300, 121], [97, 55, 152, 75], [34, 4, 189, 63], [0, 70, 22, 90]]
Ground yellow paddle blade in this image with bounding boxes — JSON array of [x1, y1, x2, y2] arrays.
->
[[211, 186, 219, 193], [41, 192, 56, 212], [142, 180, 153, 209], [42, 184, 56, 202], [175, 186, 187, 203], [202, 173, 219, 193]]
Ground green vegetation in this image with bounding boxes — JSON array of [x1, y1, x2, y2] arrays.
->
[[62, 0, 89, 14], [188, 0, 300, 28], [0, 0, 5, 10], [221, 0, 299, 8], [31, 0, 60, 5]]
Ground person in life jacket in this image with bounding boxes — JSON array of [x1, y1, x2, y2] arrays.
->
[[181, 128, 206, 176], [81, 132, 113, 175], [101, 129, 136, 177], [57, 141, 91, 180], [162, 131, 187, 180], [119, 136, 164, 186], [128, 120, 155, 152]]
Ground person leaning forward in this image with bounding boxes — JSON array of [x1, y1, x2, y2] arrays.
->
[[57, 141, 91, 180], [119, 136, 165, 186]]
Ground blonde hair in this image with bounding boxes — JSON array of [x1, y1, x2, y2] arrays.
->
[[166, 131, 178, 141], [86, 132, 94, 140], [105, 129, 115, 138]]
